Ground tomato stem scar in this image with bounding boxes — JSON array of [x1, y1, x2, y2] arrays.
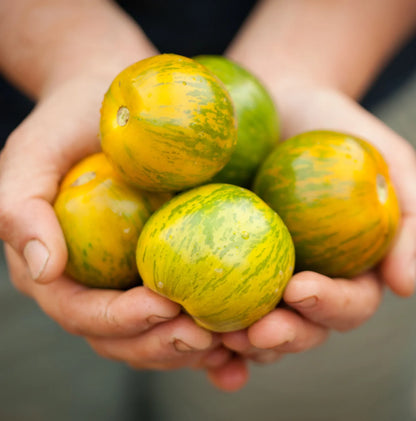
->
[[117, 106, 130, 126], [376, 174, 388, 204]]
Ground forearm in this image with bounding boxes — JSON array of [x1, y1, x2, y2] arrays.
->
[[227, 0, 416, 100], [0, 0, 157, 100]]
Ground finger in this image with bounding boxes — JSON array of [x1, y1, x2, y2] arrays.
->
[[284, 271, 383, 331], [222, 329, 252, 352], [86, 315, 216, 370], [378, 136, 416, 297], [41, 282, 182, 338], [243, 349, 283, 364], [206, 355, 249, 392], [192, 346, 233, 369], [354, 116, 416, 298], [247, 308, 329, 352], [223, 309, 327, 359], [0, 128, 67, 283], [0, 194, 68, 284], [0, 140, 66, 285], [222, 330, 283, 363], [279, 90, 416, 298], [380, 214, 416, 297], [6, 244, 181, 337]]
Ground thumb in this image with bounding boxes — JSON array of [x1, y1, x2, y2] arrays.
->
[[0, 117, 71, 284], [0, 196, 67, 284], [0, 76, 106, 284], [380, 214, 416, 297], [379, 141, 416, 297]]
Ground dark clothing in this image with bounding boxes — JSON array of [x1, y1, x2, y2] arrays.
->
[[118, 0, 257, 57], [0, 0, 415, 145]]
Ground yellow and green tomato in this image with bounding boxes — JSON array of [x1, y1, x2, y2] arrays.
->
[[54, 153, 171, 289], [254, 130, 400, 278], [195, 55, 280, 187], [100, 54, 237, 192], [136, 183, 295, 332]]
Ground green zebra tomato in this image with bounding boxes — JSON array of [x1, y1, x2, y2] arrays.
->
[[136, 183, 295, 332]]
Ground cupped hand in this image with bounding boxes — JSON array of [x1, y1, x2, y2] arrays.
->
[[221, 270, 381, 366], [0, 77, 100, 284], [2, 74, 414, 393], [277, 84, 416, 297], [6, 243, 227, 370], [211, 84, 416, 391], [0, 74, 234, 376]]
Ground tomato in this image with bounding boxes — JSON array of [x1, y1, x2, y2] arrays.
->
[[100, 54, 237, 192], [54, 153, 171, 288]]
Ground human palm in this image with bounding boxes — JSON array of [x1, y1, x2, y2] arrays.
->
[[1, 78, 415, 393], [211, 85, 416, 390]]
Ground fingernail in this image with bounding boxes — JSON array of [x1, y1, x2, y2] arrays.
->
[[290, 296, 317, 308], [173, 339, 196, 352], [23, 239, 49, 282], [172, 331, 213, 352]]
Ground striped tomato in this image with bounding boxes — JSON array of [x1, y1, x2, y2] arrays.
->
[[54, 153, 171, 289], [136, 183, 295, 332], [100, 54, 237, 192], [194, 55, 280, 187], [253, 130, 400, 278]]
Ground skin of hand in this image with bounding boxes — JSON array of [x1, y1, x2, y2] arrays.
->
[[0, 75, 232, 372], [1, 0, 416, 394], [216, 85, 416, 391], [0, 0, 233, 384], [203, 0, 416, 391]]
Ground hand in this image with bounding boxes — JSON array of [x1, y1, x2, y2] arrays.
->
[[277, 84, 416, 297], [0, 74, 235, 376], [208, 84, 416, 391], [0, 0, 240, 392], [7, 241, 230, 368]]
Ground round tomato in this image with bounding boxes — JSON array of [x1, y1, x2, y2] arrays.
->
[[254, 130, 400, 278], [136, 183, 295, 332], [195, 55, 280, 187], [54, 153, 171, 289], [100, 54, 237, 192]]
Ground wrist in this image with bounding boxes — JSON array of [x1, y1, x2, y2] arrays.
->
[[262, 81, 346, 139], [0, 0, 157, 100], [226, 0, 416, 101], [40, 41, 157, 101]]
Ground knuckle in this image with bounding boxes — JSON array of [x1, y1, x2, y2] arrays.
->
[[98, 297, 125, 334], [0, 199, 16, 235], [103, 302, 121, 329]]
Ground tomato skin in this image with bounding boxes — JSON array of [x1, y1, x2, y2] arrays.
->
[[194, 55, 280, 187], [254, 130, 400, 278], [100, 54, 237, 192], [136, 183, 295, 332], [54, 153, 170, 289]]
